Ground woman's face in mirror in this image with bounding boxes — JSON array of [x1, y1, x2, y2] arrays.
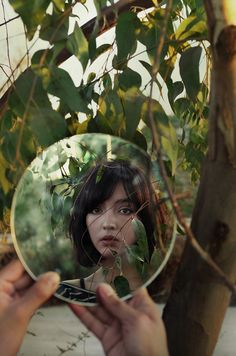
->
[[85, 182, 137, 262], [70, 159, 156, 269]]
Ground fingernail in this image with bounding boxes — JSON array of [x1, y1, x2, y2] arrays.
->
[[98, 283, 116, 298], [39, 272, 60, 289]]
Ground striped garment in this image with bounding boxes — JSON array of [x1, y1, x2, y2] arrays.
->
[[57, 279, 97, 303]]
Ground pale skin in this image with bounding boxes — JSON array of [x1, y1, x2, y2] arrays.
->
[[0, 260, 169, 356], [0, 259, 60, 356], [86, 182, 137, 260], [70, 283, 169, 356]]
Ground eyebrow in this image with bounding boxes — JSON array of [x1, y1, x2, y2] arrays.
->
[[114, 198, 134, 205]]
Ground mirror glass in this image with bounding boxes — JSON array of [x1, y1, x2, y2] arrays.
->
[[11, 133, 176, 305]]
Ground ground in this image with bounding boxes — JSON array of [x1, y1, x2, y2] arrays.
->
[[19, 304, 236, 356]]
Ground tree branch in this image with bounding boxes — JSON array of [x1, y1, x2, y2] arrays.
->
[[148, 0, 236, 294]]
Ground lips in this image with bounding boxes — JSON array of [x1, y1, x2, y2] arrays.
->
[[101, 235, 119, 242], [100, 236, 120, 246]]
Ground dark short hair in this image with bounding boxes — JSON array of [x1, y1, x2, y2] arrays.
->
[[69, 160, 156, 267]]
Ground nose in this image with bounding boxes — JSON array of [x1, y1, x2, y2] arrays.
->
[[102, 208, 117, 231]]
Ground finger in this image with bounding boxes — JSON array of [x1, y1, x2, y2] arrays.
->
[[0, 279, 15, 295], [14, 273, 32, 291], [0, 292, 13, 310], [69, 304, 107, 340], [90, 304, 113, 325], [96, 283, 137, 323], [0, 260, 25, 282], [129, 287, 162, 321], [14, 272, 60, 320], [102, 319, 123, 355]]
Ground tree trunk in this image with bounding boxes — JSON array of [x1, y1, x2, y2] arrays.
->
[[163, 1, 236, 355]]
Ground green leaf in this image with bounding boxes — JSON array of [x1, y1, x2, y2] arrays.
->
[[68, 157, 81, 177], [8, 69, 51, 118], [31, 49, 54, 67], [9, 0, 50, 40], [52, 0, 65, 11], [98, 90, 124, 134], [138, 19, 166, 65], [87, 113, 113, 135], [114, 276, 131, 298], [142, 100, 178, 174], [161, 135, 178, 176], [33, 66, 52, 90], [1, 127, 35, 167], [67, 23, 89, 71], [116, 12, 139, 63], [93, 43, 112, 61], [168, 80, 184, 109], [28, 108, 68, 147], [142, 100, 168, 131], [0, 111, 15, 133], [114, 255, 122, 271], [48, 66, 90, 113], [112, 55, 127, 71], [174, 97, 192, 118], [103, 73, 112, 90], [132, 219, 149, 261], [175, 13, 207, 41], [52, 192, 63, 213], [63, 196, 74, 218], [122, 89, 144, 139], [1, 132, 17, 163], [96, 165, 105, 183], [39, 12, 69, 43], [150, 249, 164, 271], [94, 0, 107, 14], [185, 142, 205, 170], [118, 67, 142, 91], [159, 118, 178, 175], [133, 131, 147, 152], [139, 60, 153, 77], [179, 46, 202, 102], [126, 244, 145, 263], [183, 0, 204, 12]]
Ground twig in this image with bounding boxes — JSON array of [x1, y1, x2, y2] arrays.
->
[[148, 0, 236, 294], [1, 0, 15, 83], [0, 15, 20, 27], [174, 192, 191, 201], [56, 331, 90, 355]]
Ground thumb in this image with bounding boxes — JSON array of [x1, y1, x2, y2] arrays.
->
[[18, 272, 60, 319], [96, 283, 137, 322]]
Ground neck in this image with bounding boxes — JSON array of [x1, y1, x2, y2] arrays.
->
[[85, 254, 143, 292]]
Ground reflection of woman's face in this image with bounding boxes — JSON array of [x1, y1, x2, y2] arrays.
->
[[86, 182, 137, 260]]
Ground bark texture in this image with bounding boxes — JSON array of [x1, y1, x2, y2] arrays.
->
[[163, 1, 236, 355]]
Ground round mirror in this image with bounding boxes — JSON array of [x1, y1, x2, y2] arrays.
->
[[11, 133, 176, 305]]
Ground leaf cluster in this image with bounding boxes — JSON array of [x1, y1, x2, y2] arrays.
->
[[0, 0, 209, 229]]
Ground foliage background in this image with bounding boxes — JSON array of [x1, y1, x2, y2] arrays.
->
[[0, 0, 209, 237]]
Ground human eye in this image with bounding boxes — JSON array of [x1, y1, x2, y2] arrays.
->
[[119, 207, 134, 215], [91, 207, 102, 214]]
